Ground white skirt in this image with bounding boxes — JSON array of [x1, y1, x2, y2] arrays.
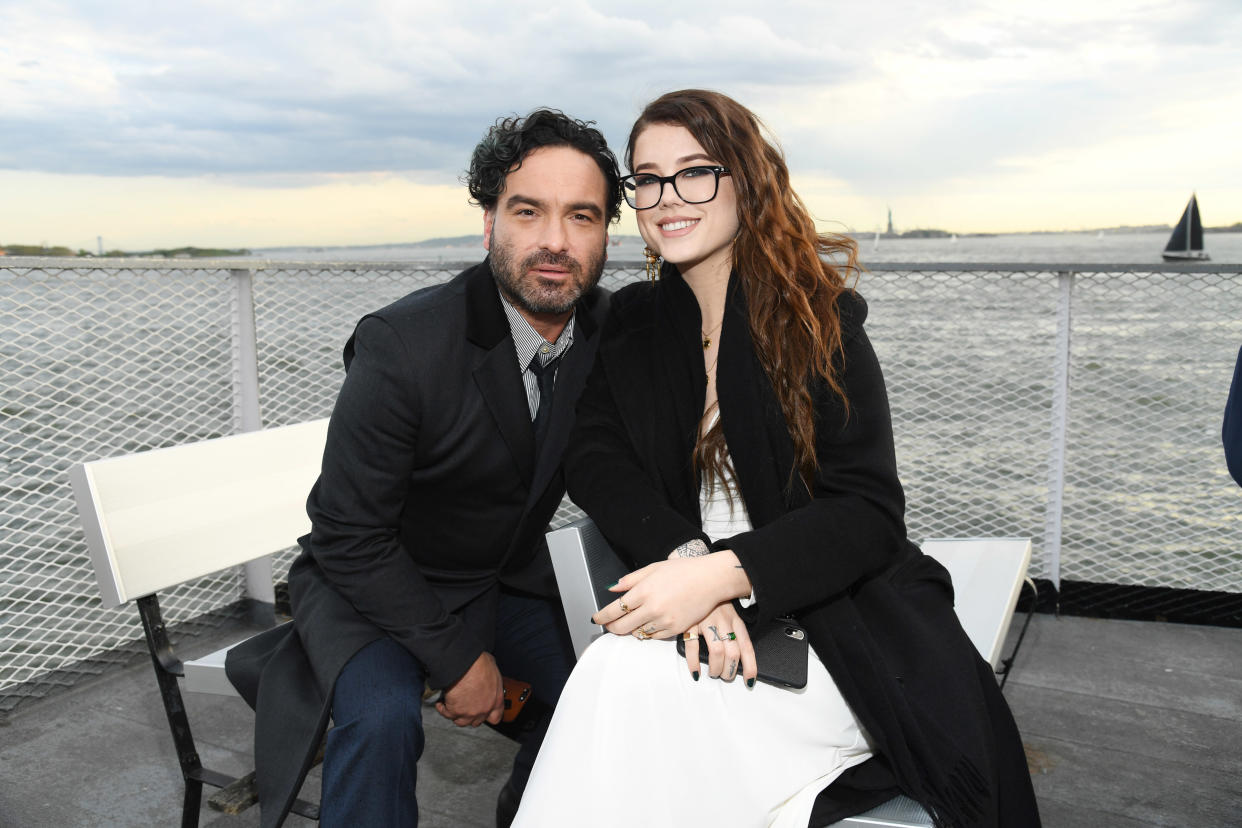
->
[[512, 633, 873, 828]]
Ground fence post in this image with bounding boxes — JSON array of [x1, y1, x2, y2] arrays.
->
[[1042, 270, 1074, 604], [229, 267, 275, 605]]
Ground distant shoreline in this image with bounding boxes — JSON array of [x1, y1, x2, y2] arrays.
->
[[245, 224, 1242, 256], [3, 223, 1240, 259]]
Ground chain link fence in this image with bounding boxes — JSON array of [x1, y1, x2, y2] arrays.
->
[[862, 265, 1242, 599], [1057, 269, 1240, 590], [2, 258, 1238, 713]]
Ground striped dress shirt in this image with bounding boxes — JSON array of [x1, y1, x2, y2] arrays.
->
[[498, 288, 576, 419]]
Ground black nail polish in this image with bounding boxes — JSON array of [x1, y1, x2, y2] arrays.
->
[[747, 678, 755, 688], [692, 671, 700, 682]]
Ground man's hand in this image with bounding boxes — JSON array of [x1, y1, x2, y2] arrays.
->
[[435, 651, 504, 727]]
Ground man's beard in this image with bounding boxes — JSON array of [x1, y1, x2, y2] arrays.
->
[[489, 234, 606, 316]]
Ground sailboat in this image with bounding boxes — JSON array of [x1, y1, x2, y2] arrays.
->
[[1162, 194, 1210, 261]]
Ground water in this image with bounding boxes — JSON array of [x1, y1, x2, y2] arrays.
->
[[858, 230, 1242, 265], [2, 245, 1240, 700], [245, 230, 1242, 266]]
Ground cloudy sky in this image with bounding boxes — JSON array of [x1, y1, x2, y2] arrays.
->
[[3, 0, 1240, 250]]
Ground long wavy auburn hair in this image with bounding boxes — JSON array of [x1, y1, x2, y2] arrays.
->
[[626, 89, 860, 493]]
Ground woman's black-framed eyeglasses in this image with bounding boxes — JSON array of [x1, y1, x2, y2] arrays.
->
[[620, 166, 731, 210]]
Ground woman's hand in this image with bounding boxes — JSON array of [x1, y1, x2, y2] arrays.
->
[[590, 550, 752, 641], [681, 603, 757, 685]]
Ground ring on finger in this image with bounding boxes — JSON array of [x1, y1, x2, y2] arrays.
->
[[682, 632, 698, 641], [634, 629, 650, 640], [725, 632, 737, 641], [618, 600, 629, 615]]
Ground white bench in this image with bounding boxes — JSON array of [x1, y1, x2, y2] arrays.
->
[[69, 418, 329, 827], [547, 519, 1033, 828]]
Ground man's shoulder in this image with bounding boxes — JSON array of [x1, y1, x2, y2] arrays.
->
[[342, 262, 486, 371], [607, 280, 658, 324], [367, 262, 483, 327], [575, 283, 613, 333]]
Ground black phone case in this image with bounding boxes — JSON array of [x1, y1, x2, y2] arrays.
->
[[677, 616, 809, 689]]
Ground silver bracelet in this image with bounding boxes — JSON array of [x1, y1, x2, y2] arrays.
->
[[673, 539, 711, 558]]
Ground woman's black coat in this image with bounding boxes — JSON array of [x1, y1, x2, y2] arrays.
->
[[564, 268, 1039, 827]]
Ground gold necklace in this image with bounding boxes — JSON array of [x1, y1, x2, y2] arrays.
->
[[705, 349, 720, 383], [701, 318, 723, 350]]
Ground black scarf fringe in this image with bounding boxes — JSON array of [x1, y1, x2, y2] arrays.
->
[[923, 756, 991, 827]]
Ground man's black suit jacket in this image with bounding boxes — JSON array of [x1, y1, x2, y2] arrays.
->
[[226, 259, 609, 828]]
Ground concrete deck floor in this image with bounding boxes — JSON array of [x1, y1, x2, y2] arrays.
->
[[2, 612, 1240, 827]]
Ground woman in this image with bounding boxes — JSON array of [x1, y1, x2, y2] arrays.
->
[[513, 90, 1039, 827]]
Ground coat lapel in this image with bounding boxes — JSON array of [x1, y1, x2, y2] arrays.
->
[[604, 270, 707, 520], [658, 271, 711, 513], [466, 260, 535, 485], [714, 273, 801, 525]]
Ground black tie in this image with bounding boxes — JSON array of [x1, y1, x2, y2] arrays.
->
[[528, 352, 561, 449]]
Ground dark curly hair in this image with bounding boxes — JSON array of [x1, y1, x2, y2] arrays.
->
[[467, 109, 622, 224]]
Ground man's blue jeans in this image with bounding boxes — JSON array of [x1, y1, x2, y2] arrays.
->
[[319, 590, 575, 828]]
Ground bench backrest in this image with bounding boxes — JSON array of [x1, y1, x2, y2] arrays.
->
[[548, 520, 1031, 668], [69, 418, 330, 608]]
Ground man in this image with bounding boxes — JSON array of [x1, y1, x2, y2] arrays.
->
[[226, 109, 621, 828]]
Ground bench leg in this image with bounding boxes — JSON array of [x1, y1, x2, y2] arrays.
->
[[139, 596, 303, 822], [182, 778, 204, 828], [998, 578, 1039, 691], [138, 595, 216, 828]]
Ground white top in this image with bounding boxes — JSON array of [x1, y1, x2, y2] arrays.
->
[[699, 410, 757, 605], [700, 467, 750, 541]]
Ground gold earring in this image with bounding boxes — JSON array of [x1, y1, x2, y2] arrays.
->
[[644, 246, 661, 282]]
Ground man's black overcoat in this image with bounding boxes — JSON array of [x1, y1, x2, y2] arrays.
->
[[226, 260, 609, 828]]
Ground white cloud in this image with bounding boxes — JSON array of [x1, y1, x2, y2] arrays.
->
[[1, 0, 1239, 245], [1, 1, 856, 176]]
